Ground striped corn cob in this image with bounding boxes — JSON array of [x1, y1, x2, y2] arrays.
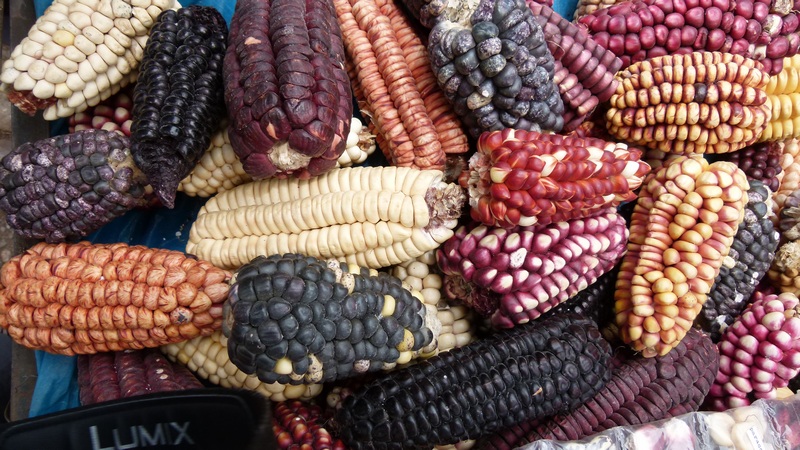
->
[[707, 291, 800, 410], [525, 1, 623, 131], [334, 0, 465, 169], [69, 87, 133, 136], [224, 254, 441, 384], [466, 129, 650, 228], [224, 0, 353, 180], [0, 0, 175, 119], [78, 348, 203, 405], [0, 129, 150, 243], [607, 52, 772, 155], [162, 330, 323, 401], [131, 6, 228, 209], [616, 155, 749, 357], [0, 242, 230, 355], [426, 0, 565, 138], [333, 313, 612, 449], [437, 209, 628, 328], [391, 251, 478, 353], [273, 401, 346, 450], [186, 167, 465, 270], [478, 328, 718, 449], [702, 180, 779, 341]]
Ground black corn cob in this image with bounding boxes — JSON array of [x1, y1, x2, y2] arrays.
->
[[426, 0, 565, 138], [334, 313, 612, 449], [549, 265, 618, 327], [701, 180, 779, 341], [131, 6, 228, 208], [223, 254, 438, 385], [223, 0, 353, 180], [0, 129, 149, 243], [477, 328, 718, 449], [77, 348, 204, 405]]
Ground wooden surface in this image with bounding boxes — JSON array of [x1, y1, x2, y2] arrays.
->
[[6, 0, 49, 422]]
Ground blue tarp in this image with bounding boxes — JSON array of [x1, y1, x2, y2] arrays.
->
[[26, 0, 579, 418]]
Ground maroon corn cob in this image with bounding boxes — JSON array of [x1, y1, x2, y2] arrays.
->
[[437, 208, 628, 328], [273, 401, 346, 450], [77, 348, 204, 405], [477, 328, 718, 449], [714, 142, 784, 193]]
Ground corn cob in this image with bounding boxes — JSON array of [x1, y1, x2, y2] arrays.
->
[[774, 138, 800, 216], [223, 254, 441, 384], [391, 251, 478, 353], [186, 166, 465, 270], [549, 265, 618, 327], [572, 0, 615, 20], [223, 0, 353, 180], [762, 54, 800, 141], [69, 87, 133, 137], [334, 0, 457, 170], [524, 1, 623, 132], [702, 180, 779, 341], [578, 0, 800, 75], [437, 209, 628, 328], [333, 313, 612, 449], [162, 330, 323, 401], [714, 142, 784, 193], [607, 52, 772, 155], [130, 6, 227, 209], [77, 348, 203, 405], [0, 0, 174, 119], [478, 328, 718, 449], [707, 291, 800, 410], [427, 0, 565, 138], [466, 129, 650, 228], [0, 242, 230, 355], [616, 155, 749, 357], [0, 129, 150, 243], [335, 118, 378, 168], [769, 189, 800, 292], [273, 401, 346, 450]]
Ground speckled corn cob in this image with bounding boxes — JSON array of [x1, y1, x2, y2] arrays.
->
[[707, 291, 800, 410], [478, 328, 718, 449], [69, 87, 133, 136], [0, 129, 150, 243], [131, 6, 227, 208], [702, 180, 779, 341], [607, 52, 772, 155], [437, 209, 628, 328], [223, 254, 441, 385], [391, 251, 478, 353], [426, 0, 565, 138], [0, 0, 175, 119], [769, 189, 800, 293], [77, 348, 203, 405], [333, 313, 612, 449], [162, 330, 323, 402], [0, 242, 230, 355], [466, 128, 650, 228], [223, 0, 353, 180], [273, 401, 346, 450], [714, 142, 784, 193], [186, 167, 465, 270], [762, 55, 800, 142], [616, 155, 749, 357], [774, 138, 800, 215]]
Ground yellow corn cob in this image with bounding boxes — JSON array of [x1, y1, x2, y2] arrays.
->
[[161, 330, 323, 402], [186, 167, 466, 270], [762, 56, 800, 142]]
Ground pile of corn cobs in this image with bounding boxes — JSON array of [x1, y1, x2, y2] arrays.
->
[[3, 0, 800, 447]]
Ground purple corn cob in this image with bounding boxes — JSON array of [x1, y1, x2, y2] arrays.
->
[[437, 208, 628, 328]]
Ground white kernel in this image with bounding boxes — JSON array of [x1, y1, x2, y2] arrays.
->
[[28, 30, 53, 45], [37, 20, 59, 35], [53, 83, 71, 98], [42, 41, 66, 60], [21, 41, 44, 58], [106, 65, 123, 85], [96, 44, 118, 66], [85, 94, 100, 107], [86, 53, 108, 73], [131, 7, 154, 27], [96, 0, 114, 17], [13, 72, 37, 91], [32, 79, 55, 99], [66, 90, 86, 108], [113, 18, 136, 37], [73, 35, 96, 55], [44, 64, 68, 84], [103, 33, 125, 56], [83, 80, 99, 99], [115, 56, 130, 74], [12, 54, 36, 72], [0, 67, 20, 85], [56, 21, 81, 36], [52, 101, 75, 119], [65, 72, 86, 91], [81, 25, 105, 45], [26, 60, 48, 80], [91, 11, 114, 32], [64, 45, 87, 63], [95, 72, 110, 93], [68, 11, 92, 30], [146, 4, 162, 19], [129, 17, 148, 35], [77, 60, 95, 82], [112, 0, 133, 18], [108, 27, 131, 48], [54, 54, 78, 72]]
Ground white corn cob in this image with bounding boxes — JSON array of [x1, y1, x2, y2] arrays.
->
[[1, 0, 176, 119], [179, 118, 377, 197], [186, 166, 466, 270], [391, 251, 476, 354], [161, 330, 323, 402]]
